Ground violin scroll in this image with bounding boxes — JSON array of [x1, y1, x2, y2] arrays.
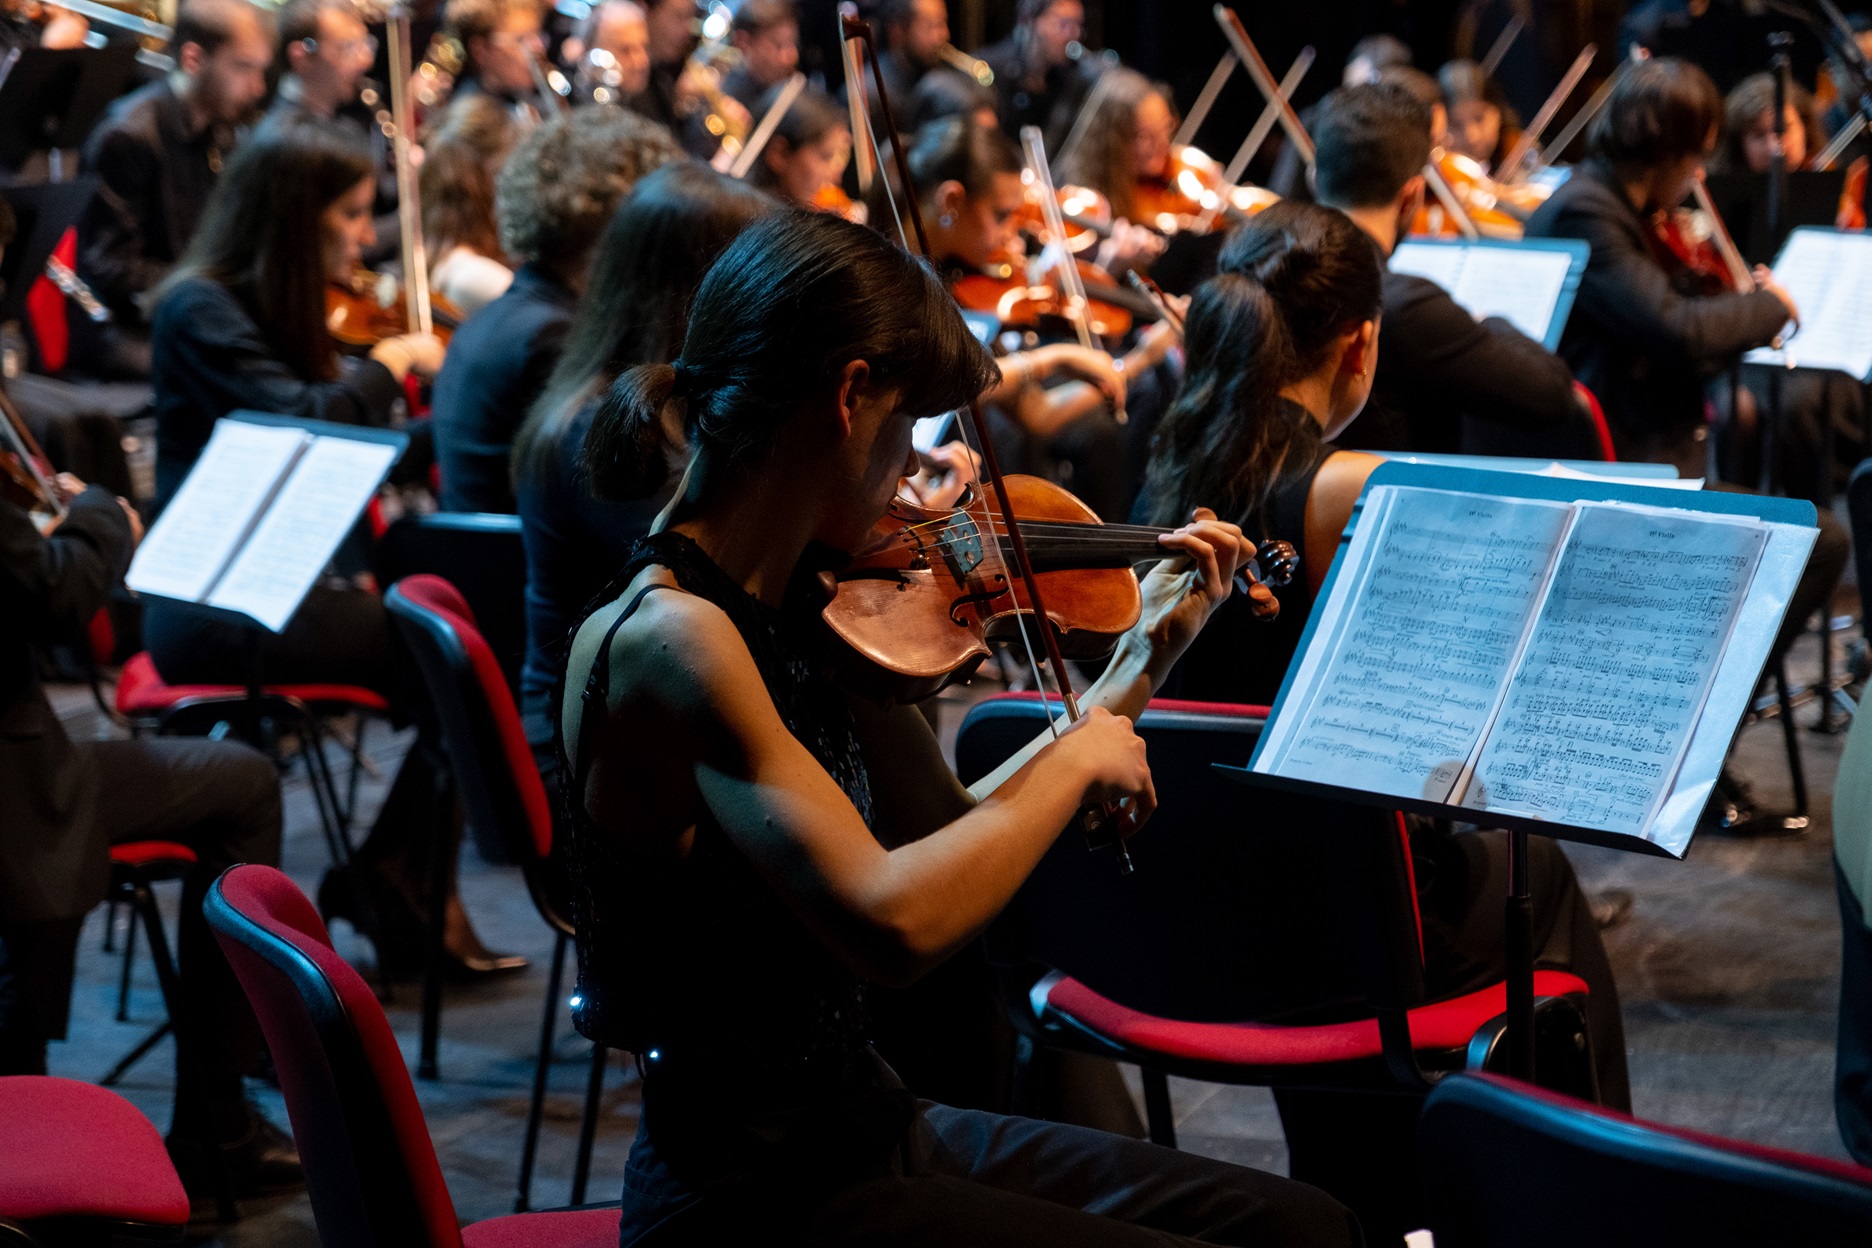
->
[[1252, 539, 1298, 590]]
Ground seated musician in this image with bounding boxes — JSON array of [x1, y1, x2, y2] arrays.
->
[[1308, 82, 1596, 457], [559, 204, 1356, 1246], [906, 65, 1001, 134], [856, 0, 950, 119], [511, 162, 770, 803], [74, 0, 276, 380], [908, 115, 1180, 521], [1438, 58, 1519, 169], [748, 88, 856, 216], [1133, 196, 1631, 1214], [978, 0, 1093, 156], [442, 0, 548, 124], [430, 108, 681, 513], [1047, 66, 1182, 275], [420, 95, 519, 317], [721, 0, 798, 114], [139, 121, 521, 981], [631, 0, 750, 161], [572, 0, 651, 103], [1710, 71, 1816, 175]]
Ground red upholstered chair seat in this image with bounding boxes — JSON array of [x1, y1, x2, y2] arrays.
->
[[461, 1207, 622, 1247], [1041, 971, 1591, 1071], [0, 1076, 189, 1227], [115, 651, 390, 718], [110, 841, 199, 871]]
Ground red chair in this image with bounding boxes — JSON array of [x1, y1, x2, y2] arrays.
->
[[0, 1075, 189, 1245], [382, 574, 604, 1211], [98, 841, 197, 1089], [955, 695, 1595, 1231], [203, 865, 619, 1248], [1419, 1071, 1872, 1246]]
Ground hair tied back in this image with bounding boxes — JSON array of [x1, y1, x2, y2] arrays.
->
[[668, 359, 695, 397]]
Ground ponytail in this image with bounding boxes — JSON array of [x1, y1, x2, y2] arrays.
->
[[584, 362, 683, 500]]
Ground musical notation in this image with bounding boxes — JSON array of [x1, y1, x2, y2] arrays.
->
[[1465, 506, 1766, 835], [1389, 239, 1580, 347], [1744, 228, 1872, 379]]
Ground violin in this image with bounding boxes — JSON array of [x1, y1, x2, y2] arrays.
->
[[1645, 173, 1752, 297], [820, 473, 1297, 703], [1130, 144, 1280, 235], [950, 254, 1138, 339], [0, 390, 67, 528], [1410, 149, 1536, 239], [810, 182, 868, 224], [326, 269, 464, 348]]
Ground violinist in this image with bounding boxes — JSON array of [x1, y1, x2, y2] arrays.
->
[[73, 0, 277, 380], [1309, 82, 1595, 458], [978, 0, 1094, 156], [1135, 201, 1631, 1224], [1046, 67, 1184, 272], [1711, 71, 1815, 175], [748, 86, 858, 219], [420, 94, 519, 317], [909, 115, 1177, 520], [721, 0, 798, 114], [431, 108, 681, 513], [1438, 58, 1520, 170], [443, 0, 548, 123], [559, 205, 1350, 1246]]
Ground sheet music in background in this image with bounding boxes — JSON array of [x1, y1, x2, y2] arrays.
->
[[126, 421, 309, 604], [1389, 241, 1571, 346], [1744, 228, 1872, 378], [205, 436, 399, 631], [1265, 487, 1574, 802], [1463, 504, 1766, 836]]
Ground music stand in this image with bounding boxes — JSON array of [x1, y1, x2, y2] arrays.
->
[[0, 178, 97, 324], [0, 44, 136, 169], [1705, 170, 1847, 267]]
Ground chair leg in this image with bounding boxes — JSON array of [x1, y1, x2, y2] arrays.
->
[[516, 932, 568, 1213], [418, 760, 453, 1082], [341, 715, 368, 832], [131, 880, 184, 1021], [1776, 659, 1811, 819], [102, 897, 117, 953], [571, 1043, 608, 1206], [115, 895, 137, 1022], [1140, 1067, 1177, 1149]]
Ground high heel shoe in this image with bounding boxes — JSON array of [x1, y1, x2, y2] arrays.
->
[[317, 863, 527, 981]]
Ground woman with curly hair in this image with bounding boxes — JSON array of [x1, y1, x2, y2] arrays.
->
[[429, 105, 683, 512]]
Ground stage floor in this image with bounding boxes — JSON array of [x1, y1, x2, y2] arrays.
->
[[41, 613, 1863, 1243]]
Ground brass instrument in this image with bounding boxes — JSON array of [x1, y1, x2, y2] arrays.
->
[[936, 41, 992, 87]]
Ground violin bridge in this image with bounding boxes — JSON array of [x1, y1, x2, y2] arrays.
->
[[938, 514, 984, 578]]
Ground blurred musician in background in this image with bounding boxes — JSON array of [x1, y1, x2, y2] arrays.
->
[[574, 0, 653, 104], [1711, 70, 1816, 175], [74, 0, 277, 380], [632, 0, 750, 159], [444, 0, 548, 123], [979, 0, 1095, 155], [748, 87, 855, 216], [1342, 32, 1411, 86], [431, 108, 681, 513], [862, 0, 949, 113], [1309, 82, 1595, 458], [1438, 58, 1520, 169], [721, 0, 798, 113], [268, 0, 379, 128], [421, 94, 519, 316]]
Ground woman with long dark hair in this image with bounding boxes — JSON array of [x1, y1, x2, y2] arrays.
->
[[559, 207, 1351, 1244], [748, 86, 856, 215]]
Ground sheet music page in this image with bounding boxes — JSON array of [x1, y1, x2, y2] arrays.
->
[[205, 436, 398, 631], [125, 421, 308, 603], [1744, 229, 1872, 378], [1463, 504, 1767, 836], [1388, 241, 1467, 294], [1266, 487, 1574, 802], [1449, 247, 1571, 344]]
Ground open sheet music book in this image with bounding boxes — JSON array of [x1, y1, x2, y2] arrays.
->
[[1743, 228, 1872, 379], [127, 415, 403, 632], [1387, 237, 1588, 350], [1249, 472, 1817, 856]]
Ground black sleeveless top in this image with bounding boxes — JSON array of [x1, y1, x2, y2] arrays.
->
[[1142, 400, 1333, 706]]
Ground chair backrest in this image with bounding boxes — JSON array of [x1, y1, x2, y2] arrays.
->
[[1419, 1072, 1872, 1247], [385, 575, 554, 877], [376, 513, 527, 695], [204, 865, 462, 1248], [956, 694, 1426, 1028]]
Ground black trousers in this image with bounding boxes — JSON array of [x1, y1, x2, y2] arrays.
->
[[1837, 860, 1872, 1165], [619, 1098, 1362, 1247], [0, 737, 280, 1136]]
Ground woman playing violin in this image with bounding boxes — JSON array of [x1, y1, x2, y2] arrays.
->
[[749, 85, 864, 221], [561, 205, 1351, 1246]]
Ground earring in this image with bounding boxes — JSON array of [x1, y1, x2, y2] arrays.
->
[[939, 213, 954, 227]]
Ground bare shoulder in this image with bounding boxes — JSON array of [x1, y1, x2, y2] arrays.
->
[[566, 565, 753, 715], [1308, 450, 1383, 527]]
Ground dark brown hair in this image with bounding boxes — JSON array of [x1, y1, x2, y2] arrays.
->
[[1589, 57, 1723, 175], [1714, 71, 1819, 175], [1052, 66, 1164, 222], [420, 93, 515, 260]]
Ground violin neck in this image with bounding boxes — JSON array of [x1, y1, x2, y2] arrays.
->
[[1015, 521, 1172, 572]]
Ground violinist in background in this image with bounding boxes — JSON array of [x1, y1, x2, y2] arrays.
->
[[1342, 33, 1411, 86], [910, 115, 1179, 521], [979, 0, 1094, 157], [1711, 71, 1815, 176], [748, 87, 859, 220], [906, 64, 1000, 134], [721, 0, 798, 114], [431, 108, 681, 513], [1309, 83, 1596, 459], [443, 0, 548, 123], [420, 94, 519, 316], [1048, 67, 1185, 274], [1438, 58, 1520, 170]]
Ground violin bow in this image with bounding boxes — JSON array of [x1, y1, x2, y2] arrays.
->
[[1496, 43, 1594, 184], [1019, 125, 1097, 351], [841, 11, 1133, 871], [0, 389, 66, 521], [1213, 6, 1313, 167], [385, 4, 433, 335], [729, 71, 807, 179], [1192, 45, 1313, 234]]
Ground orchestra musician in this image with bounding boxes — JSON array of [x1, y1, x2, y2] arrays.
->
[[1437, 58, 1520, 169], [74, 0, 277, 380], [431, 107, 681, 514], [858, 0, 951, 117], [631, 0, 752, 161], [978, 0, 1095, 156], [748, 87, 857, 216], [905, 64, 1001, 135], [1711, 70, 1816, 175], [442, 0, 549, 124], [572, 0, 653, 103], [1135, 199, 1630, 1236], [558, 205, 1354, 1246], [420, 95, 520, 317], [720, 0, 799, 114], [1308, 82, 1598, 458]]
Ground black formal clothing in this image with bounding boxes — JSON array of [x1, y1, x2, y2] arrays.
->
[[977, 37, 1094, 157], [1343, 270, 1596, 459], [628, 63, 717, 161], [720, 63, 767, 115], [76, 79, 230, 331], [568, 532, 1358, 1247], [147, 276, 403, 512], [1523, 159, 1789, 463], [431, 263, 575, 513], [259, 82, 401, 265]]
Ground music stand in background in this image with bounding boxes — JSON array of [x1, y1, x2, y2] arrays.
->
[[1705, 170, 1848, 267], [0, 178, 97, 324], [0, 45, 136, 171]]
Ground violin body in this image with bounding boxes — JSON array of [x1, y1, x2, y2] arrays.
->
[[810, 182, 869, 224], [951, 259, 1136, 339], [822, 475, 1147, 703], [1646, 207, 1739, 296], [326, 269, 464, 347], [1411, 150, 1542, 239]]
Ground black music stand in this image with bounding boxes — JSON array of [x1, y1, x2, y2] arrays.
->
[[0, 44, 136, 169], [0, 179, 96, 325]]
